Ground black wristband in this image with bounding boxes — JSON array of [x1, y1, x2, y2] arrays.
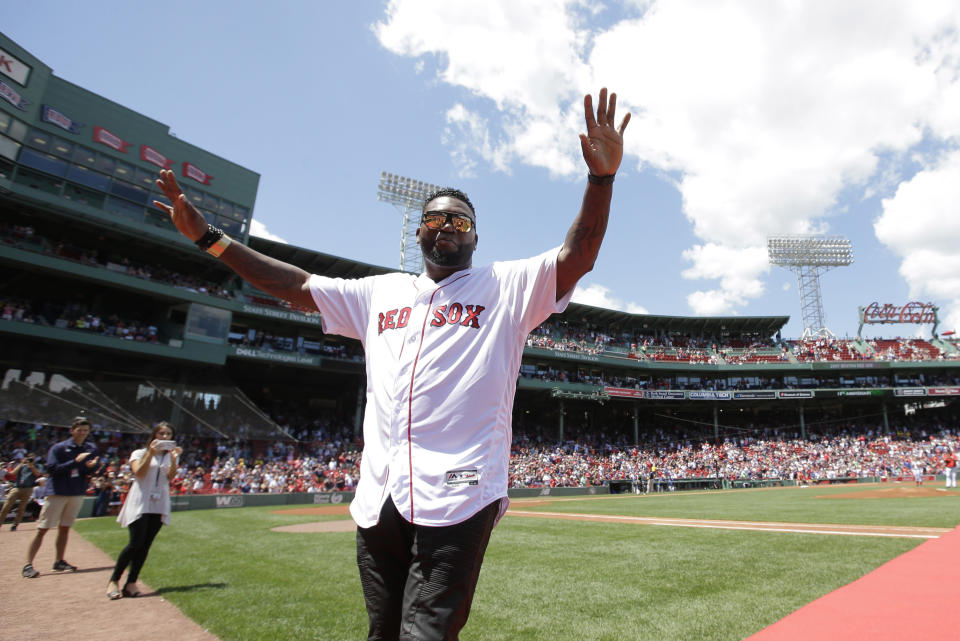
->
[[195, 225, 224, 251], [587, 173, 615, 185]]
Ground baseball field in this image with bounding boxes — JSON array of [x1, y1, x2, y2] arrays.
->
[[66, 483, 959, 641]]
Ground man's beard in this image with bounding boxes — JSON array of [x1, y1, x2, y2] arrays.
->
[[422, 241, 475, 268]]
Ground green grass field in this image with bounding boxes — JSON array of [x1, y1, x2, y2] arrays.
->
[[74, 484, 960, 641]]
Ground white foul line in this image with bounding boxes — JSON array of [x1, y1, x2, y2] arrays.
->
[[507, 510, 945, 539]]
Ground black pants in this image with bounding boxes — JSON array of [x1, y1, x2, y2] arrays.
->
[[110, 513, 163, 584], [356, 496, 500, 641], [92, 491, 110, 517]]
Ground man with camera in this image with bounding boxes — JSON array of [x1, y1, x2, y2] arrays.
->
[[22, 416, 100, 579], [1, 453, 45, 531]]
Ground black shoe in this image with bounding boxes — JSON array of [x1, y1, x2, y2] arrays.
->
[[9, 524, 16, 531], [22, 564, 39, 578], [52, 559, 77, 572]]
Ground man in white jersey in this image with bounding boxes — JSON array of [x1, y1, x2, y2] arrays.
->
[[155, 87, 629, 641]]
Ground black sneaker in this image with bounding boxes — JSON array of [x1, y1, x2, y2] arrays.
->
[[9, 524, 16, 531], [52, 559, 77, 572], [22, 564, 39, 578]]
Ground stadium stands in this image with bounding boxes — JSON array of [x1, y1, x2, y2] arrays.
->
[[3, 30, 959, 510]]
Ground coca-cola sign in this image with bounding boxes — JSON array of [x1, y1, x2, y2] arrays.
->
[[862, 302, 937, 325]]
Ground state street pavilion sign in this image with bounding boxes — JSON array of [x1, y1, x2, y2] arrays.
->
[[857, 302, 939, 337]]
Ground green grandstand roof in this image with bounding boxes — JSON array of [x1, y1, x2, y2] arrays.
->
[[249, 236, 395, 280], [563, 302, 789, 337]]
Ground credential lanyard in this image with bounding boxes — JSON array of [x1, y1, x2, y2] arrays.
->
[[155, 452, 167, 487]]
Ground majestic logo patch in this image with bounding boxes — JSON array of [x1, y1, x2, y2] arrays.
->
[[444, 469, 480, 486]]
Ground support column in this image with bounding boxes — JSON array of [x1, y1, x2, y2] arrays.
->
[[558, 399, 565, 443], [882, 402, 890, 435], [799, 405, 806, 440], [632, 405, 639, 445], [713, 405, 719, 441], [354, 383, 364, 438], [169, 382, 185, 428]]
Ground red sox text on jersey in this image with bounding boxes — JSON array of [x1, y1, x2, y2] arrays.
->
[[378, 304, 485, 334]]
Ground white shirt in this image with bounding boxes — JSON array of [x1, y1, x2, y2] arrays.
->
[[117, 449, 173, 527], [309, 247, 571, 527]]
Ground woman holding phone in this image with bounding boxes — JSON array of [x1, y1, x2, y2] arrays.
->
[[107, 421, 181, 600]]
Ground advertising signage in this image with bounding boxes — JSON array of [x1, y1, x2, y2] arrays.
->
[[894, 388, 927, 397], [778, 390, 813, 399], [688, 391, 731, 401], [644, 390, 686, 400], [928, 387, 960, 396], [605, 387, 645, 399], [733, 391, 777, 400]]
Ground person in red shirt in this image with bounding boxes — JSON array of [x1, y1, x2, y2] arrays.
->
[[944, 451, 957, 488]]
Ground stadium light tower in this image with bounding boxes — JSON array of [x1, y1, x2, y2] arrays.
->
[[768, 235, 854, 339], [377, 172, 443, 273]]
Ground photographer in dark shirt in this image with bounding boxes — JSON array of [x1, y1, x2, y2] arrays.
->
[[22, 417, 100, 578], [1, 453, 44, 531]]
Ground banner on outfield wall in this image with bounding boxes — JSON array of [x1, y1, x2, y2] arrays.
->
[[733, 391, 777, 400], [215, 495, 244, 508], [644, 390, 686, 400], [895, 388, 927, 397], [312, 492, 345, 504], [605, 387, 645, 398], [778, 390, 814, 399], [928, 387, 960, 396], [688, 391, 731, 400], [836, 389, 885, 397]]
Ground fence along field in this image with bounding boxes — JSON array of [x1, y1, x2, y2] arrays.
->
[[70, 483, 960, 641]]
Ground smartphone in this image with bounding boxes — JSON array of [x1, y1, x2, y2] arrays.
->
[[155, 440, 177, 451]]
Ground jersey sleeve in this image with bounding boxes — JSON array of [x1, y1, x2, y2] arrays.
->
[[307, 274, 374, 341], [498, 246, 574, 335]]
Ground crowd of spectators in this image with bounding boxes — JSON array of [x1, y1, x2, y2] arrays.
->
[[867, 337, 956, 361], [526, 317, 958, 364], [1, 416, 363, 519], [508, 423, 958, 488], [0, 296, 163, 344], [4, 412, 958, 522], [2, 222, 232, 299]]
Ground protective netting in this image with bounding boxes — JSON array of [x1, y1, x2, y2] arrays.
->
[[0, 368, 295, 440]]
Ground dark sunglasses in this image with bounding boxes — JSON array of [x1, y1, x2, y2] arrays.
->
[[421, 210, 474, 233]]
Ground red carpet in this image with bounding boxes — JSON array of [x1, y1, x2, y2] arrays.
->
[[746, 526, 960, 640]]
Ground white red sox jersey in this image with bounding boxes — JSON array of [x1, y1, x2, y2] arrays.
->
[[308, 246, 572, 527]]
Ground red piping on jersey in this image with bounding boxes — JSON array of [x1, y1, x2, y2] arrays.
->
[[405, 272, 470, 523]]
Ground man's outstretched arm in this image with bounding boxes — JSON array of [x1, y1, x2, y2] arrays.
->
[[154, 169, 316, 311], [556, 87, 630, 301]]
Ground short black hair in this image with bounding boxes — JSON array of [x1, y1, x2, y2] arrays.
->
[[422, 187, 476, 218], [72, 416, 90, 427]]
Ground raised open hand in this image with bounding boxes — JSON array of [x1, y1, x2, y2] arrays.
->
[[579, 88, 630, 177], [154, 169, 208, 242]]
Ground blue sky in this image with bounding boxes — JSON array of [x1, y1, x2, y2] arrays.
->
[[7, 1, 960, 339]]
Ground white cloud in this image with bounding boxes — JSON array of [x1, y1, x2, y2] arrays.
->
[[875, 149, 960, 332], [442, 104, 512, 176], [572, 283, 648, 314], [249, 218, 288, 243], [681, 243, 768, 314], [376, 0, 960, 315], [375, 0, 591, 176]]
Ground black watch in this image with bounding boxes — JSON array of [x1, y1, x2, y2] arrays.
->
[[588, 173, 615, 185]]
